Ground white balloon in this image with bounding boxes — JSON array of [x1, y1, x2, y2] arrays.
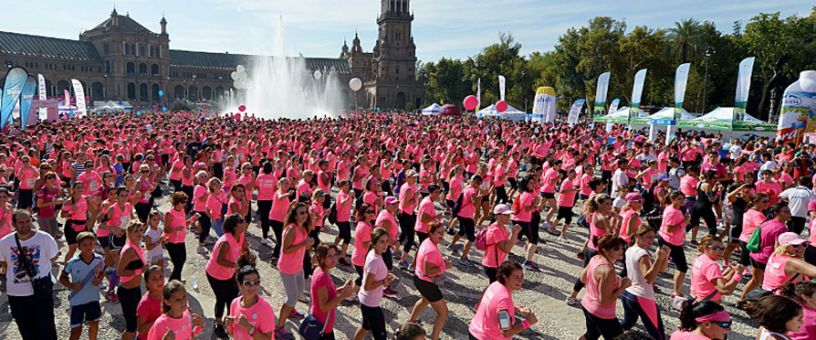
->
[[236, 65, 245, 73], [230, 71, 238, 80], [314, 70, 323, 80], [349, 78, 362, 92], [236, 72, 246, 81]]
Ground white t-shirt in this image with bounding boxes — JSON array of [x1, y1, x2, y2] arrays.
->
[[0, 231, 59, 296], [145, 226, 164, 262], [625, 246, 655, 300], [611, 169, 629, 197], [778, 186, 816, 218]]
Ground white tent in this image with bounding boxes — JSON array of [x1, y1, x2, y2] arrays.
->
[[679, 107, 773, 131], [592, 106, 648, 124], [421, 103, 441, 115], [477, 103, 527, 121], [648, 107, 697, 121], [91, 101, 133, 113]]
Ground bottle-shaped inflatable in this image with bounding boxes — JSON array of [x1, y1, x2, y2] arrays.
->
[[777, 70, 816, 145]]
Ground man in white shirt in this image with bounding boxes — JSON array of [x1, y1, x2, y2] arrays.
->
[[611, 160, 630, 198], [0, 209, 59, 339], [778, 176, 816, 235]]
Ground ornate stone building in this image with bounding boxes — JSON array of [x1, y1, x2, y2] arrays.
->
[[342, 0, 425, 110], [0, 4, 424, 110]]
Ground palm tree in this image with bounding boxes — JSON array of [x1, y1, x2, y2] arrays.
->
[[667, 18, 702, 63]]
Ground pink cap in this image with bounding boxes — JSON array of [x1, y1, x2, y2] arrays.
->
[[384, 196, 399, 205], [493, 204, 513, 215], [778, 232, 807, 246], [625, 193, 643, 203]]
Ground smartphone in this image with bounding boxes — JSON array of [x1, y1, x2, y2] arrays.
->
[[498, 310, 512, 330]]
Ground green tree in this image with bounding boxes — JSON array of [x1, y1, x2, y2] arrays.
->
[[667, 18, 702, 63]]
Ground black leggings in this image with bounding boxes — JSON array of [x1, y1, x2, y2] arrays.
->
[[495, 185, 509, 204], [398, 212, 417, 252], [117, 285, 142, 333], [257, 200, 273, 239], [360, 304, 388, 340], [206, 273, 239, 319], [689, 206, 717, 236], [135, 202, 151, 223], [657, 236, 688, 273], [166, 242, 186, 281], [197, 213, 212, 243], [582, 306, 623, 340], [271, 220, 284, 257], [182, 185, 194, 213]]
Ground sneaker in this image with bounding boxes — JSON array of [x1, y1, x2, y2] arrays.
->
[[197, 246, 209, 255], [446, 228, 456, 236], [398, 261, 410, 271], [106, 291, 119, 303], [522, 260, 541, 272], [213, 323, 228, 339], [576, 252, 586, 260], [275, 328, 295, 340], [565, 297, 579, 306], [407, 264, 416, 272], [288, 309, 305, 320], [298, 293, 311, 304], [689, 240, 699, 247], [545, 228, 561, 236], [392, 250, 402, 259], [448, 245, 461, 257], [338, 257, 351, 267], [383, 287, 400, 298], [459, 258, 476, 267]]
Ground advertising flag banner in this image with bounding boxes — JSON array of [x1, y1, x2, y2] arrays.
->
[[37, 74, 47, 119], [498, 75, 506, 101], [629, 69, 648, 123], [674, 63, 690, 119], [18, 76, 37, 129], [593, 72, 610, 116], [608, 98, 620, 114], [0, 67, 28, 128], [71, 79, 87, 117], [733, 57, 755, 124], [567, 98, 586, 126], [477, 78, 481, 111]]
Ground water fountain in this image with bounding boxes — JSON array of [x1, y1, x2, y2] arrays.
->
[[220, 17, 346, 119]]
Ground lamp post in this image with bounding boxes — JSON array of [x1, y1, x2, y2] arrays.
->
[[103, 74, 108, 99], [701, 47, 714, 114]]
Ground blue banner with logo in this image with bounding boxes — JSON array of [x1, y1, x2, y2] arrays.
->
[[1, 67, 28, 128], [18, 76, 37, 129]]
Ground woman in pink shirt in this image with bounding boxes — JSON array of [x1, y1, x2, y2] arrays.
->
[[164, 192, 197, 282], [618, 193, 643, 243], [580, 235, 629, 340], [310, 243, 357, 340], [269, 178, 293, 261], [333, 179, 354, 266], [255, 162, 277, 247], [276, 202, 313, 337], [762, 232, 816, 293], [690, 236, 743, 304], [116, 221, 147, 340], [146, 281, 204, 340], [226, 263, 276, 340], [468, 262, 538, 340], [670, 300, 732, 339], [567, 194, 619, 306], [60, 182, 91, 263], [354, 227, 395, 340], [408, 222, 452, 340], [482, 204, 522, 283], [136, 266, 165, 340], [658, 191, 690, 299], [742, 203, 792, 302], [205, 214, 248, 338], [352, 204, 376, 286], [192, 171, 211, 254], [784, 281, 816, 340]]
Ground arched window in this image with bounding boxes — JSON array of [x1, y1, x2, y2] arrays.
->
[[127, 83, 136, 100], [139, 83, 148, 101], [151, 64, 159, 75], [152, 84, 161, 102], [126, 62, 135, 74], [174, 85, 185, 99], [139, 63, 147, 75], [202, 87, 212, 100]]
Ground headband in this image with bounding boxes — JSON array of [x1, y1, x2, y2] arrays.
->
[[695, 310, 730, 323]]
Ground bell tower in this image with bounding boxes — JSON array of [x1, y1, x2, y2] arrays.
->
[[369, 0, 423, 110]]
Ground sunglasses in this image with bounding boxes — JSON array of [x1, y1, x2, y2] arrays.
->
[[715, 321, 731, 329], [242, 279, 261, 287]]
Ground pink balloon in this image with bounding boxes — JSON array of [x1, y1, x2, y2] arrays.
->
[[463, 95, 478, 110], [238, 105, 246, 112], [496, 100, 508, 113], [233, 113, 241, 120]]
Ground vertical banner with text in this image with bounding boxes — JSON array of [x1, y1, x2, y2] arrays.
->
[[593, 72, 610, 116]]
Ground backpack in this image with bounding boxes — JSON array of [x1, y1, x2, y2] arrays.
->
[[475, 228, 490, 251], [746, 225, 762, 253], [327, 202, 338, 225], [511, 194, 521, 214], [451, 193, 464, 216]]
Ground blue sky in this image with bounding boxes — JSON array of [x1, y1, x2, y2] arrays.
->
[[2, 0, 813, 62]]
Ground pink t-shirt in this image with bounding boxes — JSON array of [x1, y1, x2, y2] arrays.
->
[[582, 256, 620, 319], [540, 168, 558, 193], [309, 267, 337, 333], [446, 175, 464, 201], [750, 219, 788, 264], [192, 185, 208, 212], [227, 296, 276, 340], [147, 310, 202, 340], [398, 183, 417, 214], [375, 210, 399, 243], [557, 178, 577, 208], [468, 281, 515, 340], [690, 254, 723, 301], [619, 209, 641, 243], [358, 250, 388, 308], [511, 192, 535, 222], [269, 190, 290, 222], [579, 174, 593, 196], [481, 223, 509, 268], [18, 167, 38, 190], [164, 208, 187, 244], [788, 305, 816, 340], [679, 175, 698, 197], [415, 238, 446, 283], [255, 174, 277, 201], [756, 180, 782, 204], [335, 191, 352, 222], [205, 233, 244, 280], [739, 209, 766, 242], [352, 221, 373, 267], [206, 191, 226, 220], [659, 206, 686, 246], [136, 294, 162, 340], [457, 186, 478, 219], [670, 330, 711, 340], [763, 253, 794, 291], [415, 197, 436, 234], [278, 224, 306, 274]]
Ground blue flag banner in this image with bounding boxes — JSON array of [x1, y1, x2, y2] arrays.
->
[[19, 76, 37, 129], [1, 67, 29, 128]]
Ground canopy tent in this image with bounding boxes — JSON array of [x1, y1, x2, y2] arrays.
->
[[477, 103, 527, 121], [629, 107, 698, 126], [420, 103, 441, 115], [91, 101, 133, 113], [592, 107, 649, 124], [439, 104, 461, 116], [678, 107, 775, 132]]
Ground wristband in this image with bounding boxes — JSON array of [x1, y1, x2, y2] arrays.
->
[[521, 320, 531, 330]]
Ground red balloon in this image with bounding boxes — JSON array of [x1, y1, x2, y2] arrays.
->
[[496, 100, 508, 113], [238, 105, 246, 112], [463, 95, 478, 110]]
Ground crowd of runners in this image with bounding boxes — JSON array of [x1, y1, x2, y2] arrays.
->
[[0, 110, 815, 340]]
